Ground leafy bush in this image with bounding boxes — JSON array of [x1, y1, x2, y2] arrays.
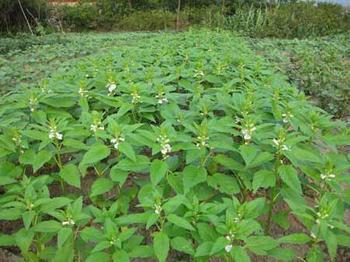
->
[[0, 31, 349, 261], [116, 10, 176, 31], [250, 34, 350, 118], [59, 2, 99, 30], [54, 1, 349, 38], [224, 2, 350, 38]]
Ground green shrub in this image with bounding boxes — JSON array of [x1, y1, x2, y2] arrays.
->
[[115, 10, 176, 31], [224, 2, 350, 38], [250, 34, 350, 118], [59, 2, 99, 30], [0, 30, 349, 261]]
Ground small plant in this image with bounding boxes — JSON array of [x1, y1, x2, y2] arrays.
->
[[0, 30, 349, 261]]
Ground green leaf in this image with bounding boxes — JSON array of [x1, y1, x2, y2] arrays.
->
[[0, 208, 23, 220], [39, 197, 71, 213], [20, 149, 53, 172], [232, 246, 250, 262], [150, 160, 168, 186], [0, 234, 15, 247], [119, 142, 136, 161], [90, 178, 114, 197], [278, 233, 311, 244], [116, 213, 150, 225], [195, 241, 213, 257], [207, 173, 240, 194], [278, 165, 302, 194], [112, 250, 129, 262], [22, 211, 35, 230], [110, 166, 129, 186], [92, 241, 112, 253], [129, 245, 154, 258], [210, 236, 228, 255], [60, 164, 81, 188], [306, 246, 324, 262], [153, 231, 169, 262], [34, 150, 53, 172], [81, 143, 110, 166], [86, 252, 109, 262], [182, 165, 207, 193], [80, 227, 104, 242], [58, 227, 72, 249], [171, 237, 194, 256], [286, 147, 321, 163], [33, 220, 62, 233], [117, 155, 150, 172], [167, 214, 195, 231], [15, 229, 34, 253], [268, 247, 295, 261], [245, 236, 278, 255], [214, 154, 244, 171], [321, 225, 337, 261], [252, 170, 275, 193]]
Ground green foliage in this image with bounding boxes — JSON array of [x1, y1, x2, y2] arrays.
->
[[0, 32, 154, 93], [54, 1, 350, 39], [251, 34, 350, 118], [224, 2, 350, 38], [0, 30, 349, 261], [59, 2, 99, 30], [0, 0, 48, 33]]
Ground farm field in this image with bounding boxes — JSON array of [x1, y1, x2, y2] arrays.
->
[[250, 34, 350, 119], [0, 30, 350, 262]]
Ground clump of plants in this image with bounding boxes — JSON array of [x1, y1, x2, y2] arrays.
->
[[250, 34, 350, 118], [0, 31, 349, 261], [224, 2, 350, 39]]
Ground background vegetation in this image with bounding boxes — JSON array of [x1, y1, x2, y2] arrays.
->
[[1, 0, 349, 38]]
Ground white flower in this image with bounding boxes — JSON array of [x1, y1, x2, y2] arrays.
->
[[29, 97, 38, 112], [225, 244, 232, 253], [320, 172, 336, 181], [157, 134, 172, 158], [158, 97, 168, 104], [90, 124, 98, 133], [281, 145, 291, 151], [79, 87, 88, 98], [194, 70, 205, 78], [90, 123, 104, 133], [131, 91, 141, 104], [154, 204, 162, 215], [107, 82, 117, 95], [282, 112, 294, 124], [111, 136, 125, 150], [241, 124, 256, 142], [62, 218, 75, 226], [12, 135, 22, 145], [273, 138, 291, 151], [155, 93, 168, 104], [196, 135, 209, 148], [161, 144, 172, 155], [273, 138, 280, 146], [49, 126, 63, 141]]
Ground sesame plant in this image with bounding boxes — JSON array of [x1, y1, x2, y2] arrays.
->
[[0, 30, 349, 262], [250, 34, 350, 118], [0, 32, 154, 94]]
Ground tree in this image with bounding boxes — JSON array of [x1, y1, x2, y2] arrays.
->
[[176, 0, 181, 31]]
